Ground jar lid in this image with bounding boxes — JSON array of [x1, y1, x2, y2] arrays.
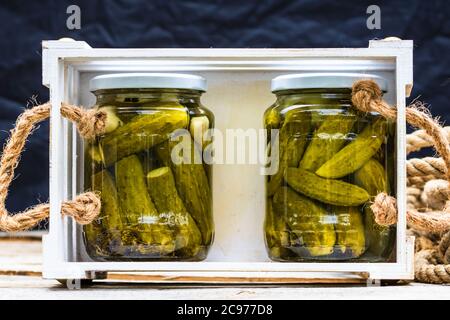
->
[[271, 73, 388, 92], [89, 73, 207, 92]]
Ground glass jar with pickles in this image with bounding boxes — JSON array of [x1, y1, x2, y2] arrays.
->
[[84, 73, 214, 261], [264, 73, 396, 262]]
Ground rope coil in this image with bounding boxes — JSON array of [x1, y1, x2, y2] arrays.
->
[[0, 102, 105, 232]]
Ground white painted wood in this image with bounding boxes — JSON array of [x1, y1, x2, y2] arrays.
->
[[42, 53, 66, 275], [369, 39, 413, 49], [42, 40, 91, 87], [42, 39, 414, 282], [46, 47, 413, 58], [42, 40, 92, 50], [0, 240, 42, 274], [69, 59, 396, 72]]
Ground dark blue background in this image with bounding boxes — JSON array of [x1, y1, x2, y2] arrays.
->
[[0, 0, 448, 216]]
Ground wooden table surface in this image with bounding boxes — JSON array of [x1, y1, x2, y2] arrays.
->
[[1, 236, 449, 300]]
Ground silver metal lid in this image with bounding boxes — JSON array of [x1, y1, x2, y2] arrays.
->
[[271, 73, 388, 92], [89, 73, 207, 92]]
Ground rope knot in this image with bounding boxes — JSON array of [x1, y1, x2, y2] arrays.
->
[[352, 80, 383, 113], [78, 108, 107, 140], [371, 192, 398, 226], [60, 103, 106, 140], [61, 192, 101, 225]]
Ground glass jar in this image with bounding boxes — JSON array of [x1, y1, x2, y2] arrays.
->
[[264, 73, 396, 262], [83, 73, 214, 261]]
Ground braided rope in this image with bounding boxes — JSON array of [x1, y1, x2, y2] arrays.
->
[[407, 127, 450, 154], [421, 179, 449, 210], [0, 102, 105, 232], [406, 157, 446, 187], [407, 186, 423, 210], [61, 103, 106, 140]]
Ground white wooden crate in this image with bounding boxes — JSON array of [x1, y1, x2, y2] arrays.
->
[[41, 39, 414, 282]]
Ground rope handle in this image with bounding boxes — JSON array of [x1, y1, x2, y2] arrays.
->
[[351, 80, 450, 233], [0, 102, 106, 232]]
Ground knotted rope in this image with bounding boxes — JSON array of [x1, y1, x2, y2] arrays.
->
[[0, 102, 105, 232], [60, 103, 107, 141], [352, 80, 450, 283]]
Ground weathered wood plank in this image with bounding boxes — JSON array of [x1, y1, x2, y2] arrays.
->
[[0, 238, 42, 276], [0, 275, 450, 300], [106, 273, 366, 284]]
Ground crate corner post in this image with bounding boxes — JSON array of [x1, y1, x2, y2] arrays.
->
[[41, 39, 92, 281]]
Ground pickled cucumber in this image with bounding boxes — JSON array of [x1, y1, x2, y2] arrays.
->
[[315, 118, 386, 178], [84, 143, 103, 191], [155, 133, 213, 244], [264, 198, 291, 259], [84, 170, 123, 255], [267, 111, 311, 196], [139, 149, 161, 175], [189, 115, 210, 150], [299, 113, 356, 172], [83, 217, 106, 255], [333, 206, 366, 258], [91, 170, 123, 231], [87, 144, 103, 165], [97, 106, 123, 133], [147, 167, 202, 256], [100, 108, 189, 166], [354, 158, 395, 258], [273, 187, 335, 256], [264, 107, 281, 130], [354, 158, 389, 195], [285, 167, 370, 206], [115, 155, 175, 254]]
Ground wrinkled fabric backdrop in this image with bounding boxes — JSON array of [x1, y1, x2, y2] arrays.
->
[[0, 0, 448, 222]]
